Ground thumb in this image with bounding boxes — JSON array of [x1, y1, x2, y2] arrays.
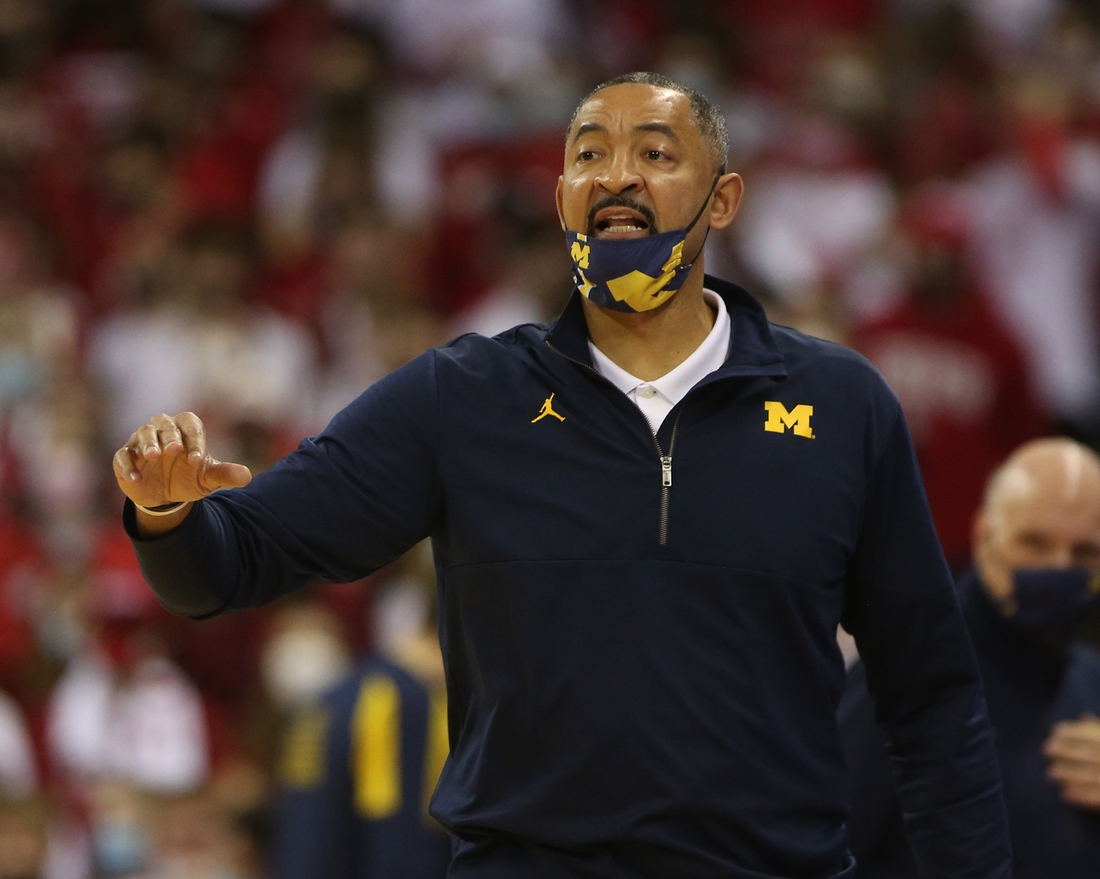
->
[[203, 460, 253, 490]]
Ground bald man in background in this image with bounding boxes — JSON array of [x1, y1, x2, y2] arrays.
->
[[841, 437, 1100, 877]]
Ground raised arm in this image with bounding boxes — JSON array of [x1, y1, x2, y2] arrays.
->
[[114, 350, 443, 619]]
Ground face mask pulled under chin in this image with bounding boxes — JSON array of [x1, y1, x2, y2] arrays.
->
[[999, 567, 1100, 637], [565, 177, 717, 314]]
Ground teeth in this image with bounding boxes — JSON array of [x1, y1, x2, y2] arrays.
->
[[597, 213, 646, 232]]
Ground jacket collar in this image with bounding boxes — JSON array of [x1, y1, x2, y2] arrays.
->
[[545, 274, 787, 380]]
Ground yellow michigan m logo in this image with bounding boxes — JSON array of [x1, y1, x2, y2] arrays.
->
[[764, 402, 815, 439], [570, 240, 590, 270]]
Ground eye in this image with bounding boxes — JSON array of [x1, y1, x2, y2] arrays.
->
[[577, 149, 597, 162], [1016, 531, 1052, 554], [646, 149, 664, 160]]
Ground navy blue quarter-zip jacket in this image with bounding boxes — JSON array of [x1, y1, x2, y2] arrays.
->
[[126, 276, 1011, 879]]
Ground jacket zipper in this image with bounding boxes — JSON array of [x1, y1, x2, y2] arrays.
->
[[654, 410, 683, 546], [546, 340, 684, 546]]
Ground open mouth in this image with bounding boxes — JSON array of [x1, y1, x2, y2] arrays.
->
[[590, 206, 653, 239]]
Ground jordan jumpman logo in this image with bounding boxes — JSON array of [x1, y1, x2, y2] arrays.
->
[[531, 393, 565, 423]]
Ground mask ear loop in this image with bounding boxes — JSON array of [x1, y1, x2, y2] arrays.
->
[[677, 173, 723, 272]]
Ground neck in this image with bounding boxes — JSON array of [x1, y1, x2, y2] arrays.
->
[[582, 267, 716, 381]]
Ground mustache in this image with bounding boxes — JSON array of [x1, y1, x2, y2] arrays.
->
[[586, 195, 657, 235]]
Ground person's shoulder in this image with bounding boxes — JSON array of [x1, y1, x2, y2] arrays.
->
[[769, 321, 875, 372], [440, 321, 550, 351], [433, 321, 552, 370], [768, 321, 896, 404]]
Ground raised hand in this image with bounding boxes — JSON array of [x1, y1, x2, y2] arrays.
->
[[1044, 714, 1100, 811], [113, 412, 252, 528]]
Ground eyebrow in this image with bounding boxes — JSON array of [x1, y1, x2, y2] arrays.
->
[[570, 121, 682, 144], [636, 122, 679, 140], [571, 122, 606, 143]]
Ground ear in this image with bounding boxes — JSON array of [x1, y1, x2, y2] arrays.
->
[[555, 176, 567, 231], [708, 172, 744, 231], [973, 510, 1014, 602]]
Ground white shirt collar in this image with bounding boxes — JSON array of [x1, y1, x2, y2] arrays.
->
[[587, 289, 730, 406]]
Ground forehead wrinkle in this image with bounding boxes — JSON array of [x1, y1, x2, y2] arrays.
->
[[571, 120, 684, 146], [570, 87, 690, 141], [635, 122, 681, 140], [570, 121, 607, 144]]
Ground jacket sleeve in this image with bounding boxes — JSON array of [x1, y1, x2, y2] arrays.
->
[[125, 350, 444, 618], [843, 406, 1012, 879]]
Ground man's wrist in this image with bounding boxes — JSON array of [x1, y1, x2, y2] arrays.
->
[[135, 501, 189, 516], [132, 499, 194, 538]]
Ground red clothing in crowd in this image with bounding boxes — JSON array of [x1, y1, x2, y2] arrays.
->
[[853, 289, 1047, 568]]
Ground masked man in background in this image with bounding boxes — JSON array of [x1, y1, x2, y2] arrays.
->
[[112, 74, 1010, 878], [273, 547, 452, 879], [842, 436, 1100, 877]]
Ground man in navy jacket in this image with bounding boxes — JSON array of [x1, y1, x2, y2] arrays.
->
[[113, 73, 1011, 878], [842, 437, 1100, 877]]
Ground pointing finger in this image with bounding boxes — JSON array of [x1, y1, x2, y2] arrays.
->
[[202, 459, 252, 491]]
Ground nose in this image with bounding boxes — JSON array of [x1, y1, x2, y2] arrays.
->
[[594, 151, 643, 195]]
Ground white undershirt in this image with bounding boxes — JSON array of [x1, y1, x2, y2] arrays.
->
[[588, 289, 731, 434]]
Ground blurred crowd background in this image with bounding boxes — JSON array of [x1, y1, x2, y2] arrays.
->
[[0, 0, 1099, 875]]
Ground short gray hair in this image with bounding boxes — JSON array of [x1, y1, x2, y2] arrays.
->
[[567, 72, 729, 172]]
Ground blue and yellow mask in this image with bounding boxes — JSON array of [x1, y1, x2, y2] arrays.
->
[[566, 177, 718, 313]]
